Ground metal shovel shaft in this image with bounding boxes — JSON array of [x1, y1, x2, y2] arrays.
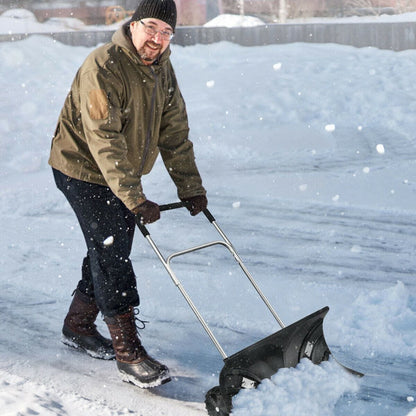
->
[[136, 203, 285, 359], [210, 219, 286, 329], [143, 232, 228, 359]]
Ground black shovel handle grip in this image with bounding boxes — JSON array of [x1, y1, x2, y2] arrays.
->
[[159, 201, 185, 211], [136, 201, 215, 237]]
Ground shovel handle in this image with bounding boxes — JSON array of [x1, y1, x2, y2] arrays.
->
[[136, 201, 215, 236], [159, 202, 185, 211], [135, 200, 286, 358], [159, 202, 216, 223]]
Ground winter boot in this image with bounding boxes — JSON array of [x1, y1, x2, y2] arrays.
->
[[62, 289, 115, 360], [104, 307, 171, 388]]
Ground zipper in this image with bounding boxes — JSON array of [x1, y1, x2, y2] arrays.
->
[[138, 66, 158, 176]]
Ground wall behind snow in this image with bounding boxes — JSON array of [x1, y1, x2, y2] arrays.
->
[[1, 21, 415, 51], [175, 21, 416, 51]]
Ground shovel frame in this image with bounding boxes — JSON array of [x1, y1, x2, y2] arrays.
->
[[136, 202, 286, 360]]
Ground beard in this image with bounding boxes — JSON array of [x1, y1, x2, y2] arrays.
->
[[138, 41, 162, 63]]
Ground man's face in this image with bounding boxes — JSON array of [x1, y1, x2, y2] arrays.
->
[[130, 18, 173, 65]]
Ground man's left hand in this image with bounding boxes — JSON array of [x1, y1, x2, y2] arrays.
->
[[181, 195, 208, 216]]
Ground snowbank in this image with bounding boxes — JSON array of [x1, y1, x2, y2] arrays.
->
[[204, 13, 265, 28]]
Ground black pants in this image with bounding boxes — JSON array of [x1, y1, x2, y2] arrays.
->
[[53, 168, 140, 317]]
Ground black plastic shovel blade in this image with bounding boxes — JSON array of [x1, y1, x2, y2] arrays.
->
[[206, 306, 351, 416], [219, 306, 331, 396]]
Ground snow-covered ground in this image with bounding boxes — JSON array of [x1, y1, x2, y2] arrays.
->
[[1, 13, 416, 416]]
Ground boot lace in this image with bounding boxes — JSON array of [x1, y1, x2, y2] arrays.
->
[[133, 307, 149, 331]]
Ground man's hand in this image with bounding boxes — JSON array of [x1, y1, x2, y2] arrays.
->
[[181, 195, 208, 216], [133, 200, 160, 224]]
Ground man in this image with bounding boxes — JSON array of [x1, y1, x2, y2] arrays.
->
[[49, 0, 207, 389]]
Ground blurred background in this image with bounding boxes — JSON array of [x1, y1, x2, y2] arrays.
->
[[1, 0, 416, 27]]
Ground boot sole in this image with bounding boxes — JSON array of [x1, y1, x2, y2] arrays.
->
[[61, 335, 116, 360], [119, 369, 171, 389]]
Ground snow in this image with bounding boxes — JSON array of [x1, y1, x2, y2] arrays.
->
[[0, 8, 126, 34], [204, 14, 265, 28], [2, 8, 416, 36], [1, 12, 416, 416], [289, 11, 416, 24], [232, 359, 360, 416], [203, 11, 416, 27]]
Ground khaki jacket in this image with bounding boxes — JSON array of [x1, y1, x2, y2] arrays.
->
[[49, 26, 205, 211]]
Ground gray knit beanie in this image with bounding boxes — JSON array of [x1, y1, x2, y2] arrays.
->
[[131, 0, 177, 31]]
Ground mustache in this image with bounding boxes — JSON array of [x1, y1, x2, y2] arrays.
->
[[145, 41, 162, 50]]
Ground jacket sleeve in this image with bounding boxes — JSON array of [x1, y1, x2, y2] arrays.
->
[[79, 66, 146, 210], [158, 67, 206, 199]]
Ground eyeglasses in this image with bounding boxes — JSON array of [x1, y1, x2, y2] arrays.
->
[[139, 20, 174, 41]]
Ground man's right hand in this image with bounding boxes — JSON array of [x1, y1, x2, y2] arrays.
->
[[132, 200, 160, 224]]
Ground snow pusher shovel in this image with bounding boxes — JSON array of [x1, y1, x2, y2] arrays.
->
[[136, 202, 362, 416]]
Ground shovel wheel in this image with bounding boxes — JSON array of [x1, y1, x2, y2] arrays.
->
[[205, 386, 232, 416]]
